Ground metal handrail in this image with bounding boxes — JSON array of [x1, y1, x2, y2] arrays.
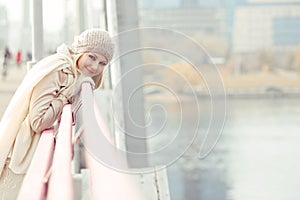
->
[[18, 105, 74, 200], [17, 129, 55, 200], [19, 82, 169, 200], [79, 82, 144, 200], [79, 83, 128, 169], [47, 104, 74, 200]]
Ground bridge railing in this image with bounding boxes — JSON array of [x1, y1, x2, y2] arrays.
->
[[18, 105, 74, 200], [18, 82, 170, 200], [77, 82, 170, 200], [17, 129, 55, 200]]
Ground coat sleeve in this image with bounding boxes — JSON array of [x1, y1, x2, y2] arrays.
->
[[28, 68, 74, 133]]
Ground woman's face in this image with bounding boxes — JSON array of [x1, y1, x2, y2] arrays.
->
[[77, 52, 108, 77]]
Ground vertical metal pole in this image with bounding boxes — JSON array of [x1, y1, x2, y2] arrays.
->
[[99, 0, 112, 89], [22, 0, 31, 54], [106, 0, 126, 152], [63, 0, 70, 44], [76, 0, 85, 34], [106, 0, 148, 168], [31, 0, 43, 62], [27, 0, 43, 70]]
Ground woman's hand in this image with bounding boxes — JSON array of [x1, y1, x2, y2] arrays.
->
[[73, 76, 95, 97]]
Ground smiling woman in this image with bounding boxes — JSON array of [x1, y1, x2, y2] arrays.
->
[[0, 28, 114, 199], [77, 53, 108, 77]]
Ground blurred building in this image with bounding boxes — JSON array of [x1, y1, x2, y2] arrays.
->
[[139, 7, 227, 39], [138, 0, 228, 41], [233, 2, 300, 54], [138, 0, 300, 56]]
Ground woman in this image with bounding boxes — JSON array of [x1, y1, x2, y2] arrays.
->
[[0, 28, 114, 199]]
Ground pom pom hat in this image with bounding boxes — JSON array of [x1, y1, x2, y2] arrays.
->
[[72, 28, 114, 62]]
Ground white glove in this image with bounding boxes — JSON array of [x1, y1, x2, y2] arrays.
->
[[73, 76, 95, 97], [71, 76, 95, 125]]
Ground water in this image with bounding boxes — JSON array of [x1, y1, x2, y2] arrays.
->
[[145, 97, 300, 200]]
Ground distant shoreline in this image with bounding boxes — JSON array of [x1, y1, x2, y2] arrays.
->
[[144, 86, 300, 101]]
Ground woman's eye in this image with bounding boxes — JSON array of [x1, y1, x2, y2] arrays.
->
[[88, 55, 95, 60], [99, 61, 107, 66]]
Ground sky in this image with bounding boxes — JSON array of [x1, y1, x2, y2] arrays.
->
[[0, 0, 64, 32]]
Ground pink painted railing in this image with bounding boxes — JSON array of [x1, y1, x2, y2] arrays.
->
[[18, 82, 149, 200], [47, 104, 74, 200], [80, 83, 144, 200], [17, 129, 55, 200], [18, 105, 74, 200]]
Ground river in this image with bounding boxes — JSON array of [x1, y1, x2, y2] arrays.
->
[[145, 97, 300, 200]]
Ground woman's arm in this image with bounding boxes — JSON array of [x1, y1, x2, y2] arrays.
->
[[28, 69, 74, 133]]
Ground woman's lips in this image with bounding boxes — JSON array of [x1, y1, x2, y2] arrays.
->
[[85, 67, 95, 74]]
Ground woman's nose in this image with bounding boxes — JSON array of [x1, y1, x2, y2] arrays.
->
[[91, 63, 98, 70]]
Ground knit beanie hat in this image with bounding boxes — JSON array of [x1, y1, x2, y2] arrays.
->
[[72, 28, 114, 62]]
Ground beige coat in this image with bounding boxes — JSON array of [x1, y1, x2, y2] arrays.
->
[[0, 44, 78, 175]]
